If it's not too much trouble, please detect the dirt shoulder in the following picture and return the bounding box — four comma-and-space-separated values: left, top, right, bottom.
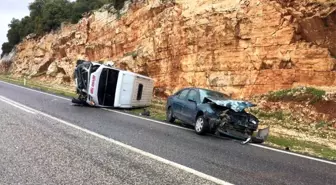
250, 87, 336, 160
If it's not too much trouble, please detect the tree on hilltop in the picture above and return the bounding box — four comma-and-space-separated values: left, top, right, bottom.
1, 0, 129, 57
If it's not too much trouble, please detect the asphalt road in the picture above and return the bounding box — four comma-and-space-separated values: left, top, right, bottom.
0, 80, 335, 185
0, 91, 216, 185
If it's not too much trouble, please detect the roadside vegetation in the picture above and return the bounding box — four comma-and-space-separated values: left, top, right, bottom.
266, 87, 326, 104
266, 135, 336, 160
0, 75, 76, 97
1, 75, 335, 160
1, 0, 129, 57
251, 87, 336, 160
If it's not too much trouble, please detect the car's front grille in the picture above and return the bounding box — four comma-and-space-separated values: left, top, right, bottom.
229, 112, 248, 123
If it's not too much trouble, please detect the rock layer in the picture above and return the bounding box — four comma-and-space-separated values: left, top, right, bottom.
7, 0, 336, 98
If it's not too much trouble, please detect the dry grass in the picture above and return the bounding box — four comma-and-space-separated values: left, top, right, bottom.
252, 87, 336, 160
0, 75, 76, 97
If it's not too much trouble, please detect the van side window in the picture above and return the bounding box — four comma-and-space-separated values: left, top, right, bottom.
137, 84, 143, 100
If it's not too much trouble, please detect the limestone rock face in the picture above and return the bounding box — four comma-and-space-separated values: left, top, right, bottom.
8, 0, 336, 97
46, 62, 59, 77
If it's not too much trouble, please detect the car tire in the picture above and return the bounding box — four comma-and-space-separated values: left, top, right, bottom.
166, 107, 175, 123
251, 136, 265, 144
195, 115, 208, 135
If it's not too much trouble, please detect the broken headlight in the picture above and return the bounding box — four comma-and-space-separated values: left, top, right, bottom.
251, 120, 257, 125
249, 118, 258, 125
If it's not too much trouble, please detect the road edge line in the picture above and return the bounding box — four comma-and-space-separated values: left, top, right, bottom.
31, 105, 232, 184
250, 143, 336, 165
0, 96, 36, 114
102, 108, 192, 131
0, 80, 70, 101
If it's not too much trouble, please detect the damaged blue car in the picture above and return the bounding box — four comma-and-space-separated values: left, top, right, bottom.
166, 88, 268, 143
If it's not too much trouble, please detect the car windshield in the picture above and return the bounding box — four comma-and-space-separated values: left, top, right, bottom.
199, 89, 229, 102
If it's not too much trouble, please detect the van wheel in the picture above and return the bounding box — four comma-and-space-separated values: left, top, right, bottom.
195, 116, 208, 135
166, 107, 175, 123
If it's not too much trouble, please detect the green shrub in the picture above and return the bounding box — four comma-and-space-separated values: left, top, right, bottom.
124, 51, 138, 58
267, 87, 326, 104
315, 121, 328, 129
255, 110, 286, 121
1, 0, 130, 56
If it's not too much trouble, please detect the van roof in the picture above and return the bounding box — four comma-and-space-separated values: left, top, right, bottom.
120, 70, 153, 80
101, 64, 153, 81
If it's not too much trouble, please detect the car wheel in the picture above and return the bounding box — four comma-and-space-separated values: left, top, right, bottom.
195, 115, 208, 135
166, 107, 175, 123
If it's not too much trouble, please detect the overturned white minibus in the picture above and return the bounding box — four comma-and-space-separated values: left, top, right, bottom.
72, 60, 154, 108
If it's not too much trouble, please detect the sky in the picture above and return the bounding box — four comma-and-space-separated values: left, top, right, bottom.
0, 0, 33, 54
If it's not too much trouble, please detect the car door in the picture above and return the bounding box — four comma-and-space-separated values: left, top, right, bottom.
172, 89, 190, 120
181, 89, 200, 125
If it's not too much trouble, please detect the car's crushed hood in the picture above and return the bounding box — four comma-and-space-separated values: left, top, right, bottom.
205, 97, 256, 112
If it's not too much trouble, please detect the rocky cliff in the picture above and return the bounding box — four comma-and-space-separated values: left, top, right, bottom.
4, 0, 336, 98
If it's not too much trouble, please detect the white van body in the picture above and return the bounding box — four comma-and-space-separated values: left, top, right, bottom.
74, 61, 154, 108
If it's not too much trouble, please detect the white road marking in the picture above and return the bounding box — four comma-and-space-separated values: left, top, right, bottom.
250, 143, 336, 165
101, 109, 336, 165
0, 80, 70, 101
1, 80, 336, 166
1, 96, 233, 185
102, 108, 192, 131
0, 96, 36, 114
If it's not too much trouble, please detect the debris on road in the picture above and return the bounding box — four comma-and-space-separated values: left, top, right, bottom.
139, 109, 151, 116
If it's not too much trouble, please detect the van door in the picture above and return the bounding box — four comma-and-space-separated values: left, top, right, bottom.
119, 74, 135, 106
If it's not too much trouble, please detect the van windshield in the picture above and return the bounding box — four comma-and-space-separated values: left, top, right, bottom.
74, 61, 92, 90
